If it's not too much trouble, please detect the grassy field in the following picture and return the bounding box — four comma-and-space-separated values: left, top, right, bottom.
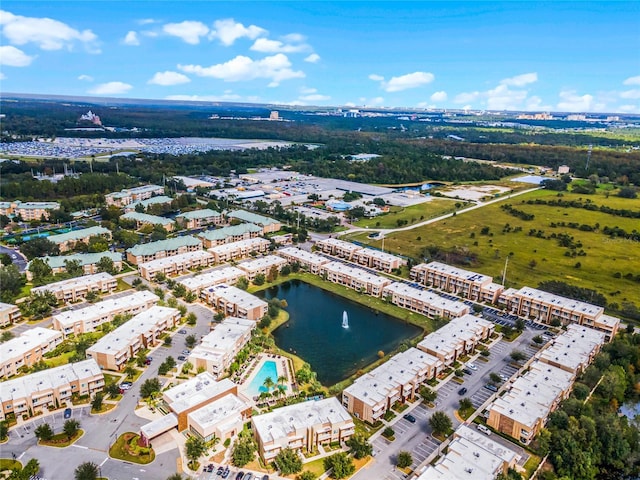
346, 188, 640, 308
353, 198, 461, 229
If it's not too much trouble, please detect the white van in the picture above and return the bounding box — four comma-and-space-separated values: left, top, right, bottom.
477, 424, 492, 436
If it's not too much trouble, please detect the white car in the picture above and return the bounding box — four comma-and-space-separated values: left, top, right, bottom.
476, 424, 492, 436
468, 363, 478, 371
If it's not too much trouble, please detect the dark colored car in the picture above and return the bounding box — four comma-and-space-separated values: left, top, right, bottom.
177, 356, 187, 361
64, 408, 72, 419
179, 329, 187, 334
236, 472, 244, 480
221, 467, 230, 478
261, 476, 270, 480
403, 414, 416, 423
485, 384, 498, 392
206, 464, 214, 472
458, 387, 468, 395
217, 466, 225, 475
462, 368, 472, 375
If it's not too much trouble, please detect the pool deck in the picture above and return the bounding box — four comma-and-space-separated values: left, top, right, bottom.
238, 353, 295, 404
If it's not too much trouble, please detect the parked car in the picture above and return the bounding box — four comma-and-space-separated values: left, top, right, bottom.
485, 384, 498, 392
261, 475, 269, 480
217, 466, 225, 475
458, 387, 468, 395
499, 373, 508, 381
243, 473, 252, 480
177, 356, 186, 361
467, 363, 478, 371
178, 329, 187, 334
205, 464, 214, 472
236, 472, 245, 480
462, 368, 472, 375
221, 467, 230, 478
182, 350, 190, 355
403, 414, 416, 423
64, 408, 72, 419
145, 357, 152, 365
476, 424, 492, 436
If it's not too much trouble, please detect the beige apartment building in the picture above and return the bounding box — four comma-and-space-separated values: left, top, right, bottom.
48, 226, 112, 253
105, 184, 164, 207
0, 302, 21, 328
382, 282, 470, 320
138, 250, 215, 281
315, 238, 362, 260
0, 201, 61, 221
0, 359, 104, 420
276, 247, 330, 274
201, 284, 268, 320
208, 238, 270, 264
237, 255, 288, 281
176, 209, 222, 229
52, 290, 159, 336
0, 327, 64, 379
187, 393, 251, 443
351, 248, 407, 273
121, 211, 175, 232
197, 224, 262, 248
227, 210, 281, 234
321, 261, 391, 296
26, 252, 123, 280
126, 236, 202, 265
536, 324, 606, 374
31, 272, 117, 303
178, 266, 245, 294
86, 306, 180, 371
252, 398, 355, 461
123, 195, 173, 213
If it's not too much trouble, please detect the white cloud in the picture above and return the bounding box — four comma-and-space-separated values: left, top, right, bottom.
620, 89, 640, 100
430, 91, 447, 102
454, 91, 481, 104
178, 53, 304, 86
500, 72, 538, 87
250, 37, 309, 53
148, 71, 190, 86
525, 95, 552, 111
0, 45, 35, 67
485, 84, 528, 110
356, 96, 385, 107
88, 81, 133, 95
123, 31, 140, 46
0, 72, 6, 80
304, 53, 320, 63
556, 89, 606, 112
209, 18, 266, 46
370, 72, 435, 92
138, 18, 157, 25
0, 10, 98, 52
142, 30, 159, 38
617, 104, 639, 113
622, 75, 640, 86
77, 74, 93, 82
163, 21, 209, 44
165, 93, 242, 102
299, 93, 330, 102
368, 74, 384, 82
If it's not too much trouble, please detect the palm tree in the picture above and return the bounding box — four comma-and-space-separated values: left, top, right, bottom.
277, 375, 288, 386
263, 376, 275, 393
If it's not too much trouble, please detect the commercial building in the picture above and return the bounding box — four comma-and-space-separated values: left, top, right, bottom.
0, 359, 104, 420
0, 201, 60, 220
252, 397, 355, 461
178, 266, 245, 294
382, 282, 470, 320
26, 251, 123, 280
410, 262, 504, 303
138, 250, 215, 281
126, 236, 202, 265
315, 238, 362, 260
0, 327, 64, 378
52, 290, 159, 336
351, 248, 407, 273
188, 317, 255, 379
197, 224, 262, 248
105, 184, 164, 207
48, 226, 112, 253
417, 314, 494, 366
121, 211, 175, 232
176, 209, 222, 229
227, 210, 281, 234
0, 302, 21, 328
201, 284, 268, 321
123, 195, 173, 213
537, 325, 606, 374
277, 247, 331, 274
237, 255, 288, 281
342, 348, 442, 423
31, 272, 117, 303
321, 261, 391, 297
208, 238, 270, 264
499, 286, 619, 339
86, 306, 180, 371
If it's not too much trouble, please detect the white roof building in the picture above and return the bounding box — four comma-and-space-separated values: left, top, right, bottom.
178, 266, 245, 293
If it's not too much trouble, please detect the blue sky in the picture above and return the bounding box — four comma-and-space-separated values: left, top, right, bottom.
1, 2, 639, 113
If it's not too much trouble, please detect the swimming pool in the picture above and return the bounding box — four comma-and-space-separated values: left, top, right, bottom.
245, 360, 278, 398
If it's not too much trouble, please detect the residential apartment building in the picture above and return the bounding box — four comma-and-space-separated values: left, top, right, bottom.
86, 306, 180, 371
126, 236, 202, 265
0, 201, 60, 220
48, 226, 112, 253
176, 209, 222, 229
417, 314, 494, 366
321, 261, 391, 296
187, 393, 251, 443
351, 248, 407, 273
536, 325, 606, 374
237, 255, 288, 281
201, 284, 268, 321
252, 397, 355, 461
121, 212, 175, 232
26, 252, 123, 281
105, 184, 164, 207
208, 238, 270, 264
0, 359, 104, 420
227, 210, 281, 234
123, 195, 173, 213
342, 348, 442, 423
197, 224, 262, 248
138, 250, 215, 281
382, 282, 470, 320
276, 247, 330, 274
31, 272, 117, 303
410, 261, 504, 303
178, 266, 245, 294
499, 286, 619, 339
0, 327, 64, 378
0, 302, 21, 328
315, 238, 362, 260
52, 290, 159, 336
188, 317, 255, 379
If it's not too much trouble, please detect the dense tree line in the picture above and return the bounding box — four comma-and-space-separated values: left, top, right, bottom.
538, 280, 608, 307
523, 198, 640, 219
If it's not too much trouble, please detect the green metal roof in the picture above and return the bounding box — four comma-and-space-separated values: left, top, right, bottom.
126, 235, 201, 256
227, 209, 279, 226
122, 211, 174, 225
48, 226, 111, 244
198, 223, 262, 241
28, 251, 123, 270
176, 208, 221, 220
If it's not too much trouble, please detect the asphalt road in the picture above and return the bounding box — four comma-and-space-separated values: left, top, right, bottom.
0, 244, 28, 272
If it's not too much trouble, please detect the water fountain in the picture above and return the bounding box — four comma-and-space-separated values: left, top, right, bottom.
342, 310, 349, 329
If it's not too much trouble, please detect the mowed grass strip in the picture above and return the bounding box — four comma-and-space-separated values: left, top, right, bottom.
348, 189, 640, 306
353, 198, 461, 229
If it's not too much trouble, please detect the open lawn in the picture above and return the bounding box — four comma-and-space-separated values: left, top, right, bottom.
353, 198, 461, 229
346, 188, 640, 310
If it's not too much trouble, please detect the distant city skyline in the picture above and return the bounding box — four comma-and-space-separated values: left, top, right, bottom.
1, 2, 638, 113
